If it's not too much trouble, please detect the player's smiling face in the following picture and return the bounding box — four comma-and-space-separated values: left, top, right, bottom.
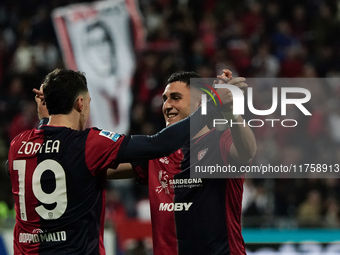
162, 81, 201, 127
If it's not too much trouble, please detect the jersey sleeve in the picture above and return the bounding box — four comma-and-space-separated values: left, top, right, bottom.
131, 161, 149, 185
85, 128, 128, 176
118, 99, 223, 162
219, 129, 236, 165
220, 129, 250, 171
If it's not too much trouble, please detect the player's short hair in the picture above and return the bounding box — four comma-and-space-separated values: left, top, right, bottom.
43, 69, 88, 115
167, 71, 205, 89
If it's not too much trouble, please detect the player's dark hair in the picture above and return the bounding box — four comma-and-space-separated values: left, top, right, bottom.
167, 71, 204, 88
43, 69, 88, 115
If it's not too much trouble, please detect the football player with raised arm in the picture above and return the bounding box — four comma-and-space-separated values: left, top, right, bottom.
112, 69, 256, 255
7, 68, 230, 255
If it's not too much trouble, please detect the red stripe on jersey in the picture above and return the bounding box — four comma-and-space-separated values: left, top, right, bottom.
99, 188, 106, 255
134, 165, 149, 185
225, 179, 246, 255
85, 129, 125, 176
9, 129, 44, 255
220, 129, 246, 254
193, 128, 215, 145
219, 129, 234, 164
148, 150, 183, 255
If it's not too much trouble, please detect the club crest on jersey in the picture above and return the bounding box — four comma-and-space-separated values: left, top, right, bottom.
155, 170, 170, 194
99, 130, 121, 142
32, 229, 43, 234
159, 157, 169, 164
198, 148, 208, 161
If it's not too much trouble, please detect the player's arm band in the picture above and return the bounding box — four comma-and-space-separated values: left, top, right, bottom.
118, 99, 222, 162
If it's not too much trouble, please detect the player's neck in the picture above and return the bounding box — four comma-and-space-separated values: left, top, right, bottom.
192, 125, 210, 139
48, 112, 81, 130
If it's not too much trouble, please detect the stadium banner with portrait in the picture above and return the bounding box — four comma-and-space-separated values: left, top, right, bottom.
52, 0, 144, 134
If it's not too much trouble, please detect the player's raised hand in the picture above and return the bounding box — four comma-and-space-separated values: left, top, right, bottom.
215, 70, 247, 112
33, 84, 49, 120
33, 85, 44, 100
217, 69, 247, 91
219, 69, 233, 80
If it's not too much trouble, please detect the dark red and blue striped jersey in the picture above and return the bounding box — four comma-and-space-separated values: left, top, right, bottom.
7, 99, 225, 254
8, 125, 125, 255
134, 129, 246, 255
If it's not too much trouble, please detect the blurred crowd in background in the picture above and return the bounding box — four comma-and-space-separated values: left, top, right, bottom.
0, 0, 340, 236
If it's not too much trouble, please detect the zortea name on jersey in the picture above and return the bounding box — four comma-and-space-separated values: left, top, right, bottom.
18, 140, 60, 155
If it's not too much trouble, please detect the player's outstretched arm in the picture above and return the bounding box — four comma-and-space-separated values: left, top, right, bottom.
118, 98, 223, 162
107, 164, 135, 179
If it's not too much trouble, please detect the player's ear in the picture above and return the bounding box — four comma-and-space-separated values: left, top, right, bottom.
74, 95, 84, 113
192, 88, 203, 108
195, 91, 204, 108
197, 97, 202, 108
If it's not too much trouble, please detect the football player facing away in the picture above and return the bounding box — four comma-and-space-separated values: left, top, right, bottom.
8, 69, 230, 254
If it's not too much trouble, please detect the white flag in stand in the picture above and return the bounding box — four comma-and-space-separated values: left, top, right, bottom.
52, 0, 144, 134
